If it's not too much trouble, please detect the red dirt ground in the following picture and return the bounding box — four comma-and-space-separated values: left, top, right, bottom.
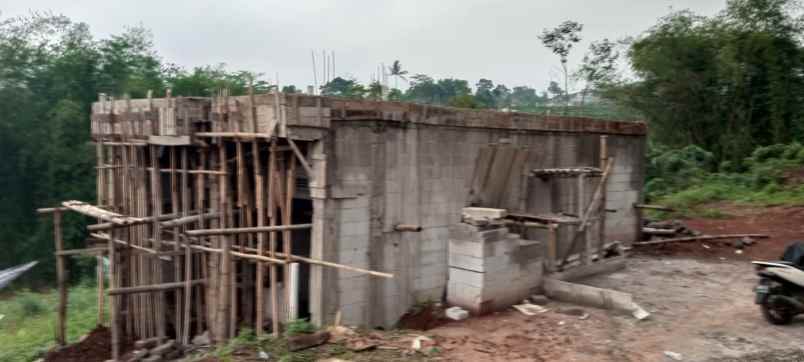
45, 326, 111, 362
634, 204, 804, 261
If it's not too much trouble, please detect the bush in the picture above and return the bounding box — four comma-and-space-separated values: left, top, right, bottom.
646, 142, 804, 215
285, 319, 316, 337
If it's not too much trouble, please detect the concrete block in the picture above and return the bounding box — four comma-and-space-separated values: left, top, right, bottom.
446, 306, 469, 321
462, 207, 507, 220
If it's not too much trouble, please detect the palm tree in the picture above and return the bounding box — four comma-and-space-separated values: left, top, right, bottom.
388, 60, 408, 90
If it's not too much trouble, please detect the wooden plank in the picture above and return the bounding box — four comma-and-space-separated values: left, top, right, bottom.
467, 145, 496, 205
484, 145, 516, 208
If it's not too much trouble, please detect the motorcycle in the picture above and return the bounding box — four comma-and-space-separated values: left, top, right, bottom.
753, 242, 804, 325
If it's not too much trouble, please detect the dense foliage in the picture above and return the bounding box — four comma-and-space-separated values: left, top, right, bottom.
607, 0, 804, 163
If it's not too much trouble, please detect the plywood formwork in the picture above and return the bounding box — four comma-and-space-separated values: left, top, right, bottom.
42, 90, 647, 359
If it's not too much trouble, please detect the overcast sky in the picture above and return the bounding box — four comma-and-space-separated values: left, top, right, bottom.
4, 0, 726, 91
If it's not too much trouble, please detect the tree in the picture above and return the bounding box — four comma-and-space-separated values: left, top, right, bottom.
610, 0, 804, 163
282, 85, 299, 93
474, 78, 496, 108
575, 38, 620, 106
367, 80, 384, 100
539, 20, 583, 111
547, 81, 564, 100
321, 76, 366, 99
388, 60, 408, 90
492, 84, 512, 109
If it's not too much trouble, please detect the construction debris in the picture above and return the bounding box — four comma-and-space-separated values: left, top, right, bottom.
445, 306, 469, 321
512, 303, 549, 316
287, 331, 331, 352
633, 233, 769, 247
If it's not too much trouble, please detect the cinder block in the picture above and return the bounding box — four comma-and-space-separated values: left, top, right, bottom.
462, 207, 507, 220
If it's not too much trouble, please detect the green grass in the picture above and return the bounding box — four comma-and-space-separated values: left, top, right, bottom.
653, 178, 804, 218
0, 281, 106, 362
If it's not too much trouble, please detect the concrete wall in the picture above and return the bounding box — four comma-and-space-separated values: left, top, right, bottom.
321, 122, 645, 328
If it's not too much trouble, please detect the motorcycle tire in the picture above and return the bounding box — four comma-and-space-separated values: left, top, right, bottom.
761, 302, 794, 325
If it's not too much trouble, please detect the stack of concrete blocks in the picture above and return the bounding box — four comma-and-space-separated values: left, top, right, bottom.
447, 209, 544, 314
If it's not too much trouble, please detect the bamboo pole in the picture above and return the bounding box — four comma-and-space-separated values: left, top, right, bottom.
53, 211, 67, 346
56, 247, 108, 256
598, 135, 608, 261
195, 150, 207, 336
152, 145, 167, 340
286, 138, 314, 179
108, 280, 206, 295
185, 224, 313, 236
181, 147, 192, 345
268, 138, 279, 336
283, 155, 296, 322
170, 147, 182, 344
218, 141, 232, 340
109, 228, 120, 361
253, 139, 266, 336
97, 255, 105, 325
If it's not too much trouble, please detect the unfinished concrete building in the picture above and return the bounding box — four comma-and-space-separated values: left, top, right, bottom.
39, 90, 646, 360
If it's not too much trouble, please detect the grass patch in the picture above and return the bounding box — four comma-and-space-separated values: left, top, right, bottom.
0, 281, 106, 362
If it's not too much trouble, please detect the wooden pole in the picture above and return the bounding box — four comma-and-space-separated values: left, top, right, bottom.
170, 147, 182, 344
185, 224, 313, 236
268, 138, 280, 336
54, 211, 67, 346
97, 255, 105, 325
108, 280, 206, 295
218, 142, 232, 340
253, 139, 266, 336
109, 228, 120, 361
633, 233, 769, 246
283, 155, 296, 322
149, 145, 166, 340
598, 135, 608, 261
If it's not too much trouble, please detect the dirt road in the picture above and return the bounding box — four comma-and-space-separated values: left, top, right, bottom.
430, 256, 804, 361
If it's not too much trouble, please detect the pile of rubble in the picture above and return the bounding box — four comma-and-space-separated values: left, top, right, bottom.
641, 219, 700, 240
123, 339, 183, 362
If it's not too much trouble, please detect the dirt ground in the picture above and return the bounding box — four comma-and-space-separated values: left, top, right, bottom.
426, 205, 804, 362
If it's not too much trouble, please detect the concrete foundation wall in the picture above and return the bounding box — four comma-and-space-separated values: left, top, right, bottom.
322, 122, 645, 327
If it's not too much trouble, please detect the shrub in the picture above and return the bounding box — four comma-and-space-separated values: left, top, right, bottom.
284, 319, 316, 337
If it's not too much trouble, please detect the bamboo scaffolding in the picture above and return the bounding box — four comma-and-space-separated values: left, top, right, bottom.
55, 247, 108, 256
185, 224, 313, 236
108, 280, 207, 295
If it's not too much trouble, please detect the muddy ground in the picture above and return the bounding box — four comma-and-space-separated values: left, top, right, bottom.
427, 205, 804, 362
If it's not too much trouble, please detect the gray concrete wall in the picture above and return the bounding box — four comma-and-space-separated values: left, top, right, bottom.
321, 122, 645, 328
